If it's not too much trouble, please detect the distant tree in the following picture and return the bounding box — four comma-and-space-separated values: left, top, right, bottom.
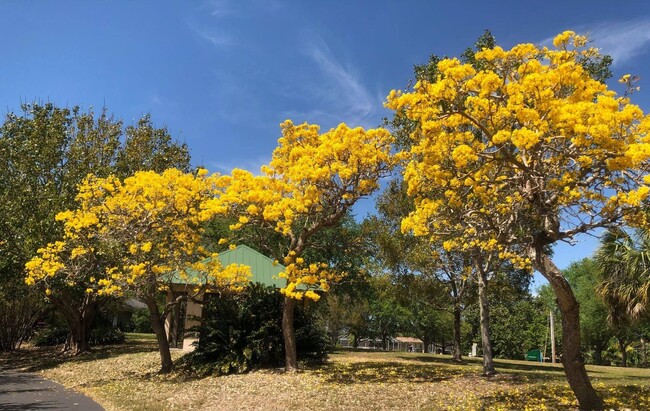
562, 259, 613, 365
594, 228, 650, 366
596, 228, 650, 322
367, 274, 412, 349
478, 270, 547, 360
397, 274, 453, 353
365, 179, 473, 361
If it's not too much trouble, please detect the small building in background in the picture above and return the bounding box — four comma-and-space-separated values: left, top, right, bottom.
110, 298, 147, 330
392, 336, 425, 352
165, 245, 286, 351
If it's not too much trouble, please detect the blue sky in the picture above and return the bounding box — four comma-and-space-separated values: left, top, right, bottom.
3, 1, 650, 284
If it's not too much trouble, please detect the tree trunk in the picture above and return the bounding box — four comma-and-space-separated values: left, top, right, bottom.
592, 345, 604, 366
282, 296, 298, 371
452, 302, 463, 362
352, 333, 359, 348
65, 316, 90, 354
59, 298, 97, 355
146, 294, 173, 373
618, 337, 628, 367
167, 291, 181, 349
423, 336, 430, 353
477, 268, 496, 376
529, 245, 603, 410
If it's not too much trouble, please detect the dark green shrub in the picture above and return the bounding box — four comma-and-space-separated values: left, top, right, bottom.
31, 326, 68, 346
131, 308, 153, 333
31, 325, 125, 347
89, 325, 125, 345
178, 283, 330, 376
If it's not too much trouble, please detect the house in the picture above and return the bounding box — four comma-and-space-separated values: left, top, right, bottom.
164, 245, 286, 351
110, 298, 147, 330
392, 336, 425, 352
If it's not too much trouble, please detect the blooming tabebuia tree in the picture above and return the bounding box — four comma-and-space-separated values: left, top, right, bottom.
387, 31, 650, 409
204, 120, 397, 370
26, 169, 249, 372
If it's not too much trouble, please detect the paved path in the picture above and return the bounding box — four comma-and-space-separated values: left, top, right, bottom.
0, 369, 104, 410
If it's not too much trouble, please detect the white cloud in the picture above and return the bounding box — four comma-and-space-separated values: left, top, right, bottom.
540, 18, 650, 66
587, 19, 650, 65
195, 29, 234, 48
288, 36, 378, 128
207, 154, 272, 176
188, 0, 238, 49
204, 0, 236, 18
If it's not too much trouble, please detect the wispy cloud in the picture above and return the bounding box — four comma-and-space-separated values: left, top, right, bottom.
149, 94, 177, 108
587, 19, 650, 65
286, 35, 378, 128
194, 28, 234, 48
204, 0, 237, 18
540, 18, 650, 66
188, 0, 238, 49
207, 154, 272, 176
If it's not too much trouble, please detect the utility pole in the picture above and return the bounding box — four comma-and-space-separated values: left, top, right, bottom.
550, 310, 556, 364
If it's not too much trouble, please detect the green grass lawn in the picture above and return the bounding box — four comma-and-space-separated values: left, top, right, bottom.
1, 334, 648, 410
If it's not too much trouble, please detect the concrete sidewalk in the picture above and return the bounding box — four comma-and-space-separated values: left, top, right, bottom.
0, 369, 104, 410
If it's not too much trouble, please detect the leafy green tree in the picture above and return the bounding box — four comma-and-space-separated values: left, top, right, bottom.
397, 273, 453, 353
367, 274, 412, 349
365, 179, 473, 361
0, 102, 190, 354
562, 259, 613, 365
115, 114, 190, 177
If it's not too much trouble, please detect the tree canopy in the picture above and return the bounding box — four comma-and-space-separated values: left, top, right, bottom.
387, 31, 650, 409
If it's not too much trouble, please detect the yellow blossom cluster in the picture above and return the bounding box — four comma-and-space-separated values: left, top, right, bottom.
25, 169, 247, 298
278, 254, 341, 300
388, 31, 650, 265
202, 120, 397, 300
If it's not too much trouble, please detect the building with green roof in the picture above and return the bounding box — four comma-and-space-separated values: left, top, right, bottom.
165, 245, 286, 350
205, 244, 285, 288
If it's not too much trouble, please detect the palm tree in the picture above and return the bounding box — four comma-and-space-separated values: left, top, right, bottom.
595, 227, 650, 319
594, 227, 650, 366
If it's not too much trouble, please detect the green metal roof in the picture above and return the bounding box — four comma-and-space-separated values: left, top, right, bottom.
216, 245, 286, 288
172, 245, 286, 288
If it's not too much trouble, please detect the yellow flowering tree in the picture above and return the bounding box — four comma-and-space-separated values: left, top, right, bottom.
26, 169, 248, 372
204, 120, 396, 370
387, 31, 650, 409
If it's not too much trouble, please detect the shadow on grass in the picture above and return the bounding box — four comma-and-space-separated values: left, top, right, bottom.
0, 338, 159, 373
313, 360, 468, 385
478, 382, 650, 410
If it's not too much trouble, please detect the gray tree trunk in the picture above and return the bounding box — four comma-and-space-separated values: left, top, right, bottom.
146, 294, 173, 373
529, 245, 603, 410
282, 297, 298, 371
452, 302, 463, 361
477, 268, 496, 376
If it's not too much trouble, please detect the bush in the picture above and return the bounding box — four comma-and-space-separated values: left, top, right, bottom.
31, 326, 69, 347
31, 325, 125, 347
90, 325, 125, 345
131, 308, 153, 333
178, 283, 330, 376
0, 283, 44, 351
